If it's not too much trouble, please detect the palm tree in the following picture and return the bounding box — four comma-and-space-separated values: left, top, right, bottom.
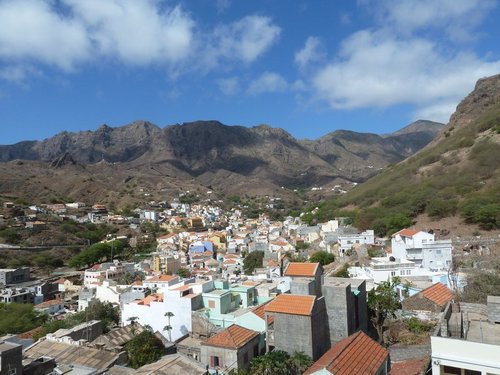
290, 351, 313, 374
164, 311, 174, 341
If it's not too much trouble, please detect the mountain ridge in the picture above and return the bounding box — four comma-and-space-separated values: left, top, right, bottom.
0, 119, 442, 205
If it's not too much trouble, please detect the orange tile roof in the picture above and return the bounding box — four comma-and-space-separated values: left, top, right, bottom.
35, 299, 64, 308
394, 229, 419, 237
284, 262, 320, 277
146, 275, 177, 283
304, 331, 389, 375
204, 324, 259, 349
390, 356, 430, 375
252, 302, 274, 324
136, 293, 164, 306
420, 282, 454, 306
264, 294, 315, 316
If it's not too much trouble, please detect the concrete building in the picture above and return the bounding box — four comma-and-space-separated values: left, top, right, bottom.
431, 296, 500, 374
264, 294, 330, 361
0, 341, 22, 375
304, 331, 389, 375
322, 277, 368, 343
0, 287, 35, 304
201, 324, 260, 373
0, 268, 30, 286
284, 262, 323, 297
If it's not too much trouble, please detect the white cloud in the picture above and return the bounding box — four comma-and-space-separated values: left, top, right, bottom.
0, 0, 91, 70
294, 36, 324, 69
312, 30, 500, 122
370, 0, 496, 42
209, 16, 281, 65
0, 65, 41, 83
217, 77, 240, 95
0, 1, 280, 82
63, 0, 194, 65
247, 72, 288, 95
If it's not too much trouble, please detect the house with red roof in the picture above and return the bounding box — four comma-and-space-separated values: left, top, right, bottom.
264, 294, 330, 360
200, 324, 260, 373
402, 282, 454, 313
284, 262, 323, 297
303, 331, 390, 375
391, 229, 452, 270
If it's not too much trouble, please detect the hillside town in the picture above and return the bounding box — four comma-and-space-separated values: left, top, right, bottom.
0, 195, 498, 375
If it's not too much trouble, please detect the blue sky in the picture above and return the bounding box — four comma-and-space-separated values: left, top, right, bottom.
1, 0, 500, 145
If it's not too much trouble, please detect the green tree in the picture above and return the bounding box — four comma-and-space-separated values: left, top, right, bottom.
333, 263, 350, 278
250, 350, 312, 375
0, 303, 48, 335
125, 329, 165, 369
69, 240, 124, 268
309, 251, 335, 266
176, 268, 190, 278
243, 251, 264, 275
367, 277, 401, 344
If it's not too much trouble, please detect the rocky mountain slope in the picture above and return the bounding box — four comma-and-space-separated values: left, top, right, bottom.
0, 119, 441, 206
331, 74, 500, 235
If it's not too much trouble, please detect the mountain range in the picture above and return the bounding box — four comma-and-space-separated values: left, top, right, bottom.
0, 119, 442, 205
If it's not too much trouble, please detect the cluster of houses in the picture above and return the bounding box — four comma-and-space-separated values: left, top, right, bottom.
1, 195, 498, 374
2, 254, 499, 375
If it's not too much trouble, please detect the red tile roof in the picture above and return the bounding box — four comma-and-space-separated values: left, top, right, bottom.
136, 293, 164, 306
146, 275, 177, 283
304, 331, 389, 375
252, 301, 274, 324
204, 324, 259, 349
264, 294, 315, 316
390, 356, 430, 375
284, 262, 320, 277
420, 282, 454, 306
393, 229, 419, 237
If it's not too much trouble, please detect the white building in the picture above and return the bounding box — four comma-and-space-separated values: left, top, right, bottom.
338, 230, 375, 252
392, 229, 452, 270
83, 262, 134, 288
121, 281, 207, 342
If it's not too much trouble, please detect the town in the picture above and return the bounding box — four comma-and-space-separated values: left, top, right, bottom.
0, 194, 498, 375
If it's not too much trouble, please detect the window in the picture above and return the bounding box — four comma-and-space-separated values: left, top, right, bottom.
464, 370, 481, 375
391, 271, 396, 276
443, 366, 461, 375
406, 269, 411, 275
210, 356, 221, 368
436, 250, 442, 255
208, 300, 215, 308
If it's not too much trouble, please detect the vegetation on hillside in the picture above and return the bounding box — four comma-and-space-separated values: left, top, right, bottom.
305, 103, 500, 235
